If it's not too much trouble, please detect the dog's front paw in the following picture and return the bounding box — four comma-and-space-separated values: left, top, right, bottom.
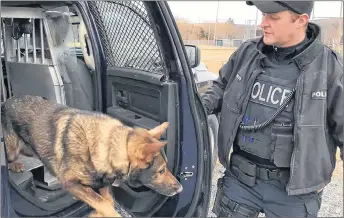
89, 210, 103, 217
9, 162, 24, 172
104, 210, 122, 217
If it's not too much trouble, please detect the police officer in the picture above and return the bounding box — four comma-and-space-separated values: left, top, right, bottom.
201, 1, 343, 217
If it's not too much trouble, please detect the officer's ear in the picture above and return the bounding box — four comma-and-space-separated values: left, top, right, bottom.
296, 13, 309, 30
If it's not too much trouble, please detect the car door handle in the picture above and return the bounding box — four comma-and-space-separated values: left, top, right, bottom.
180, 171, 194, 179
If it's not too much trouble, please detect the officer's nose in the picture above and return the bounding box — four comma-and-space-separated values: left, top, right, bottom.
260, 14, 269, 29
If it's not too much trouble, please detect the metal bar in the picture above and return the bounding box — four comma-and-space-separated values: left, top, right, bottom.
0, 21, 7, 100
0, 69, 6, 102
1, 20, 12, 97
1, 21, 8, 62
24, 34, 29, 62
0, 51, 6, 100
42, 11, 66, 105
1, 7, 44, 19
32, 18, 37, 63
0, 17, 3, 103
12, 38, 15, 61
213, 0, 219, 43
40, 19, 44, 64
16, 39, 20, 62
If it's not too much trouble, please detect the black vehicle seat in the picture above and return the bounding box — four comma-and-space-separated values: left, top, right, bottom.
62, 19, 95, 111
63, 57, 94, 111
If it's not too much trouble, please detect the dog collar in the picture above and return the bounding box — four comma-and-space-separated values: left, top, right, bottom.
112, 163, 131, 187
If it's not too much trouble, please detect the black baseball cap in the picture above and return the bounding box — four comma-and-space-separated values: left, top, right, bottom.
246, 1, 314, 17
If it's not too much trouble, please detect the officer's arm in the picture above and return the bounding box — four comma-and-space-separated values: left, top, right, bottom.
328, 64, 343, 161
201, 50, 239, 115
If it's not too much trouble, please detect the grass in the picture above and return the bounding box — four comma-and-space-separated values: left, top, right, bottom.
198, 45, 236, 74
199, 44, 343, 75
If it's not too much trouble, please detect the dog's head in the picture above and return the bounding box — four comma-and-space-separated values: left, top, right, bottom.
126, 122, 183, 196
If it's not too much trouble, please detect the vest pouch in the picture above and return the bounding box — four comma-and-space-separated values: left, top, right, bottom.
229, 154, 257, 186
236, 131, 273, 159
271, 124, 294, 168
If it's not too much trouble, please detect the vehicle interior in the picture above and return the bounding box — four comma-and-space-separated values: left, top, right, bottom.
1, 1, 182, 216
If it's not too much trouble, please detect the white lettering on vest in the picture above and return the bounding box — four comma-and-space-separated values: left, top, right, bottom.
311, 90, 327, 99
280, 89, 292, 105
271, 87, 282, 105
251, 82, 261, 99
258, 84, 266, 101
250, 81, 291, 106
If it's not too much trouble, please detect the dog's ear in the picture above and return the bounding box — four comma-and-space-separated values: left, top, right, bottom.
148, 122, 169, 139
143, 141, 167, 157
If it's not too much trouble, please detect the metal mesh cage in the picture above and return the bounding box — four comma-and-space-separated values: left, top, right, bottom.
88, 1, 164, 74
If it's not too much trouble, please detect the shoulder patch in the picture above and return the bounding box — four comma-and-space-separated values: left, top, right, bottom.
311, 90, 327, 99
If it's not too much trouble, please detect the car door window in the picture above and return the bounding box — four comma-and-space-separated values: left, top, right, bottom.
88, 1, 164, 74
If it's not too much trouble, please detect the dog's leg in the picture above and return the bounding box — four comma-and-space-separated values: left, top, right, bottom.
87, 187, 116, 217
3, 126, 24, 172
63, 182, 121, 217
88, 186, 115, 217
88, 211, 103, 217
99, 186, 115, 206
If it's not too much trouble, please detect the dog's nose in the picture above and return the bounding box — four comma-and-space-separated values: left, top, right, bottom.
176, 185, 183, 193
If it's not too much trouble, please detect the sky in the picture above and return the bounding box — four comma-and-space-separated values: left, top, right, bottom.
167, 1, 343, 24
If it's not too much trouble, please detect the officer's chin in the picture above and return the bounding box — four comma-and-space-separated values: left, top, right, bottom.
262, 36, 276, 46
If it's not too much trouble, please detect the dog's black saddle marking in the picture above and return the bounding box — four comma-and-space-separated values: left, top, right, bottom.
91, 170, 126, 189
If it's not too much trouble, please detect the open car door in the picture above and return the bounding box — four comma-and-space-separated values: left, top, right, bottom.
81, 1, 212, 216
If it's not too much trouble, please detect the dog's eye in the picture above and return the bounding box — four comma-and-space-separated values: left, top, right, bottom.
159, 168, 165, 174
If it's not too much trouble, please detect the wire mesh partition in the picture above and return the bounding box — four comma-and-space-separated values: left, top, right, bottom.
88, 1, 164, 74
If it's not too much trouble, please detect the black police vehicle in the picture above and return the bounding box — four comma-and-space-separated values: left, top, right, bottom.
0, 1, 217, 217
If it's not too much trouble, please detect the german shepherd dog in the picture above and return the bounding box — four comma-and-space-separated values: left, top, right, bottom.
1, 95, 183, 217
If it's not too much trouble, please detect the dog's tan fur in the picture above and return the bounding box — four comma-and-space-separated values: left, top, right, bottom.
1, 95, 182, 217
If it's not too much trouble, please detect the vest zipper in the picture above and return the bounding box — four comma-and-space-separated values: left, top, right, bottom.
286, 69, 303, 194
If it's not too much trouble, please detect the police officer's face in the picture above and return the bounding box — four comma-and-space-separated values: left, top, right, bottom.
259, 10, 309, 47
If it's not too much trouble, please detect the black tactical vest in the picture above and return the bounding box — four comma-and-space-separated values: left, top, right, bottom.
233, 37, 311, 167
